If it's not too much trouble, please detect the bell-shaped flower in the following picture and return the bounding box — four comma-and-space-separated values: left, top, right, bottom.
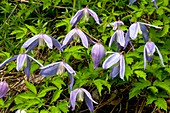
91, 42, 105, 69
129, 22, 162, 42
22, 34, 63, 53
129, 0, 137, 6
70, 6, 102, 28
107, 20, 124, 30
102, 52, 125, 80
40, 61, 76, 90
69, 88, 98, 112
109, 29, 125, 47
61, 28, 95, 49
151, 0, 158, 8
0, 81, 8, 98
0, 53, 43, 79
144, 41, 165, 69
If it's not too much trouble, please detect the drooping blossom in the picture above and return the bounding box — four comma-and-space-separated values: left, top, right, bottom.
69, 88, 98, 112
144, 41, 165, 69
0, 53, 43, 79
107, 20, 124, 30
61, 28, 95, 49
22, 34, 63, 53
129, 22, 162, 42
102, 52, 125, 80
91, 42, 105, 69
109, 29, 125, 47
40, 61, 76, 90
15, 109, 26, 113
129, 0, 158, 8
0, 81, 8, 98
70, 6, 102, 28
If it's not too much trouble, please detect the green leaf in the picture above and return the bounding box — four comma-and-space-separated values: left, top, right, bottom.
40, 110, 49, 113
146, 95, 157, 105
155, 98, 167, 111
129, 89, 141, 99
94, 79, 111, 96
51, 77, 66, 89
161, 25, 169, 36
134, 70, 147, 80
0, 98, 4, 106
18, 92, 37, 99
38, 86, 57, 98
147, 86, 158, 94
51, 89, 63, 103
57, 101, 69, 113
25, 81, 37, 94
153, 80, 170, 93
25, 24, 38, 34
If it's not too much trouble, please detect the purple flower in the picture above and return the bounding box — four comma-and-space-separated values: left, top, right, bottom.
0, 81, 8, 98
40, 61, 76, 90
109, 29, 125, 47
91, 42, 105, 69
0, 53, 43, 79
70, 6, 102, 28
151, 0, 158, 9
107, 20, 124, 30
129, 22, 162, 42
22, 34, 62, 53
129, 0, 137, 6
102, 52, 125, 80
69, 88, 98, 112
15, 109, 26, 113
144, 41, 165, 69
61, 28, 95, 49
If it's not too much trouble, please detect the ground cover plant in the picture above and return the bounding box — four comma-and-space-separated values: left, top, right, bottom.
0, 0, 170, 112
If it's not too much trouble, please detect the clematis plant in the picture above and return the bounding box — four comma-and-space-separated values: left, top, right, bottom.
143, 40, 165, 69
129, 0, 158, 8
0, 81, 8, 98
15, 109, 26, 113
61, 27, 95, 49
70, 6, 102, 28
0, 53, 43, 79
39, 61, 76, 90
91, 42, 105, 69
129, 22, 162, 42
22, 33, 63, 53
107, 20, 124, 30
69, 88, 98, 112
102, 52, 125, 80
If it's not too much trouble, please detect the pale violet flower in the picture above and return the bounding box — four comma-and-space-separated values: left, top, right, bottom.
69, 88, 98, 112
70, 6, 102, 28
22, 34, 62, 53
102, 52, 125, 80
0, 53, 43, 79
129, 22, 162, 42
40, 61, 76, 90
151, 0, 158, 9
144, 41, 165, 69
107, 20, 124, 30
0, 81, 8, 98
15, 109, 26, 113
61, 28, 95, 49
91, 42, 105, 69
109, 29, 125, 47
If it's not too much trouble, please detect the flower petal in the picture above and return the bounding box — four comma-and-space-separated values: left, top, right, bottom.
155, 45, 165, 67
62, 29, 75, 49
68, 73, 74, 91
22, 34, 39, 48
110, 64, 120, 79
16, 54, 27, 71
0, 81, 8, 98
116, 30, 125, 47
109, 32, 117, 47
0, 55, 18, 68
25, 39, 39, 54
70, 9, 84, 28
82, 88, 98, 104
129, 0, 137, 5
139, 22, 162, 29
144, 45, 147, 70
76, 29, 88, 48
140, 24, 148, 42
62, 62, 76, 75
27, 55, 43, 67
120, 54, 125, 80
84, 93, 94, 112
70, 88, 80, 111
102, 53, 120, 69
145, 42, 156, 54
129, 22, 139, 40
87, 8, 102, 25
50, 36, 63, 52
151, 0, 158, 8
24, 57, 31, 79
42, 34, 53, 49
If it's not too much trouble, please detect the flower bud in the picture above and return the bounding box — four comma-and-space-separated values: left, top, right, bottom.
0, 81, 8, 98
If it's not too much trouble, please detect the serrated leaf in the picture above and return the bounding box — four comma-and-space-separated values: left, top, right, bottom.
146, 95, 157, 105
38, 86, 57, 97
129, 89, 141, 99
126, 57, 133, 65
25, 81, 37, 94
57, 101, 69, 113
51, 89, 63, 103
134, 70, 147, 80
147, 86, 158, 94
153, 80, 170, 93
155, 98, 167, 111
94, 79, 111, 96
